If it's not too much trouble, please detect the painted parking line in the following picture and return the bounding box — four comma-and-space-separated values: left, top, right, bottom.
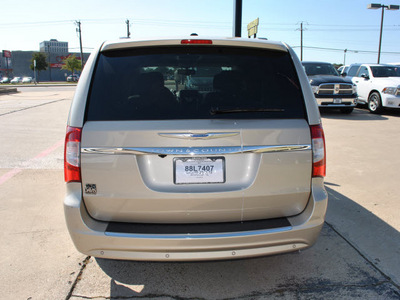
0, 168, 22, 186
0, 140, 64, 186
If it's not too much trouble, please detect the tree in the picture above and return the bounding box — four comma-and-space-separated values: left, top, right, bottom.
30, 52, 48, 82
61, 54, 82, 75
333, 63, 343, 70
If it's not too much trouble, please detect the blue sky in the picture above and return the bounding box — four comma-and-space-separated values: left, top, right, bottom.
1, 0, 399, 65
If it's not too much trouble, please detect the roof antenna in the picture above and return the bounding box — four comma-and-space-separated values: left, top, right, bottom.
190, 33, 198, 36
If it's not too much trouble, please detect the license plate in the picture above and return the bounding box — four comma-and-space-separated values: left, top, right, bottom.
333, 98, 342, 104
174, 157, 225, 184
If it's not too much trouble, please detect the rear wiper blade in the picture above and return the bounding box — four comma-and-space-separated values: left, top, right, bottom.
210, 108, 285, 115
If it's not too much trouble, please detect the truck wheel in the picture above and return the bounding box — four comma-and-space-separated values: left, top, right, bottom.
368, 92, 382, 114
340, 108, 354, 114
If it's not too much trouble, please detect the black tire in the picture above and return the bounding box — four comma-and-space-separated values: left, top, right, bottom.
368, 92, 383, 114
340, 107, 354, 114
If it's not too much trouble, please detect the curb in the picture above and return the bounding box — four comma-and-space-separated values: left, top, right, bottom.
1, 82, 78, 88
0, 87, 18, 95
6, 84, 77, 87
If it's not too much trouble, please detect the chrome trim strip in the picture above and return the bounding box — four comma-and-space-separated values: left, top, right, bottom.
158, 132, 240, 140
105, 226, 293, 239
82, 145, 311, 156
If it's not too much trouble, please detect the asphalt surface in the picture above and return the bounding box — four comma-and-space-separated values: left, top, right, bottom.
0, 86, 399, 299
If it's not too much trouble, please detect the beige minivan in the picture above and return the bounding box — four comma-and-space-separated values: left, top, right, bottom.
64, 37, 327, 261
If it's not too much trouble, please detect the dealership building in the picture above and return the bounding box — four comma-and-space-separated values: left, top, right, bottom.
1, 39, 90, 82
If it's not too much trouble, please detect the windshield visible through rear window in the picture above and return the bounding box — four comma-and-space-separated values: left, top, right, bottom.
86, 46, 305, 121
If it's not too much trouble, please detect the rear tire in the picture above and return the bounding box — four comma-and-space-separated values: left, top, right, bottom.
340, 107, 354, 114
368, 92, 383, 114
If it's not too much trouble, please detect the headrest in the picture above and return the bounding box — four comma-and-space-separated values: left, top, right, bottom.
138, 72, 164, 89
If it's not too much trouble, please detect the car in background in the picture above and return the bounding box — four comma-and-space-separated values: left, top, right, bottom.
10, 77, 22, 83
0, 77, 10, 83
337, 65, 349, 76
64, 37, 327, 262
22, 77, 33, 83
67, 74, 79, 82
302, 61, 357, 114
345, 63, 400, 113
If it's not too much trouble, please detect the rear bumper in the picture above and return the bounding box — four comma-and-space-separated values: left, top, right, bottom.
64, 178, 328, 261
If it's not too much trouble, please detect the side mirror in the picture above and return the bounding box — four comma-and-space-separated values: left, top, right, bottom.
341, 72, 347, 77
360, 73, 369, 80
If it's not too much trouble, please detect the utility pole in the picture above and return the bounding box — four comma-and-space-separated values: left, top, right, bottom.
75, 20, 84, 68
126, 19, 131, 38
47, 45, 52, 81
300, 22, 303, 61
343, 49, 347, 65
33, 59, 36, 84
5, 54, 9, 78
296, 22, 307, 61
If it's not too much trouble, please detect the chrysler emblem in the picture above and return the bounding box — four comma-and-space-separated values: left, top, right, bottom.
158, 132, 240, 140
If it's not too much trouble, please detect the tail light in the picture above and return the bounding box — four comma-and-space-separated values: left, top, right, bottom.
310, 124, 326, 177
64, 126, 82, 182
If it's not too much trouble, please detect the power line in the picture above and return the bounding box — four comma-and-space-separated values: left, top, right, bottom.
292, 45, 400, 55
0, 18, 398, 30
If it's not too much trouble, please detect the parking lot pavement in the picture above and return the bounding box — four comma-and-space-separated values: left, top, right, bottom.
68, 222, 399, 299
321, 108, 400, 287
0, 89, 399, 299
0, 88, 86, 299
0, 170, 85, 300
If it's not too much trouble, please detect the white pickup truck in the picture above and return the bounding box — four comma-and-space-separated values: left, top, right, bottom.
345, 64, 400, 113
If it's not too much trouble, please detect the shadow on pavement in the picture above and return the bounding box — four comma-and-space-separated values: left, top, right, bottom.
320, 108, 389, 121
321, 107, 400, 121
88, 187, 400, 299
325, 186, 400, 286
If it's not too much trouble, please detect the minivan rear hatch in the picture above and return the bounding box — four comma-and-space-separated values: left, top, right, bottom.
80, 42, 312, 224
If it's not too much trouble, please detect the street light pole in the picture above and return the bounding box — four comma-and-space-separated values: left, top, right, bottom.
377, 5, 385, 64
233, 0, 242, 37
368, 3, 399, 64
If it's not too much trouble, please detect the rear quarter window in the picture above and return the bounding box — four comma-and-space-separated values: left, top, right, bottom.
86, 46, 306, 121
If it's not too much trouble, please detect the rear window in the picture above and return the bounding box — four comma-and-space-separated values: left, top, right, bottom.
370, 66, 400, 78
86, 46, 305, 121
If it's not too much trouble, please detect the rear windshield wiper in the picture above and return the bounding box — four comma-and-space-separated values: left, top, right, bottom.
210, 107, 285, 115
